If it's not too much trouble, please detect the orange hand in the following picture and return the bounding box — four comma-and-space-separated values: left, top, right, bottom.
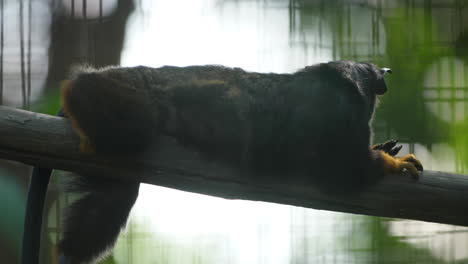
380, 152, 423, 179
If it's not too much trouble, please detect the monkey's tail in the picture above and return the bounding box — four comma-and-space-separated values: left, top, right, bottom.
58, 175, 139, 264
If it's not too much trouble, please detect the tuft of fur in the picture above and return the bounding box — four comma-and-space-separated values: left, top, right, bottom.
58, 68, 154, 263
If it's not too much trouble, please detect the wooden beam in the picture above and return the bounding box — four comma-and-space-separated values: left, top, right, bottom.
1, 105, 468, 226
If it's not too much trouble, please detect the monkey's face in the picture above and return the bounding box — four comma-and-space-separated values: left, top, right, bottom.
338, 61, 392, 121
348, 62, 391, 96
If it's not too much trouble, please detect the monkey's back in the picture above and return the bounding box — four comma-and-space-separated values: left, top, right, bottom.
105, 65, 367, 178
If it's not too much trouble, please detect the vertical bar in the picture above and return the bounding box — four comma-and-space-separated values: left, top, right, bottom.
319, 1, 323, 51
20, 0, 27, 109
371, 10, 376, 57
331, 0, 338, 60
83, 0, 91, 63
83, 0, 87, 19
346, 2, 352, 58
0, 0, 4, 104
27, 0, 32, 107
71, 0, 75, 19
424, 0, 433, 44
376, 0, 381, 53
465, 58, 468, 124
437, 60, 442, 120
449, 59, 455, 123
99, 0, 103, 22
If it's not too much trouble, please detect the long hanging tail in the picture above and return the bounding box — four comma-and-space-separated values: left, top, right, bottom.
58, 175, 139, 264
57, 68, 154, 263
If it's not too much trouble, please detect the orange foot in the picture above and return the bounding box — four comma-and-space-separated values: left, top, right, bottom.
373, 140, 423, 179
380, 152, 423, 179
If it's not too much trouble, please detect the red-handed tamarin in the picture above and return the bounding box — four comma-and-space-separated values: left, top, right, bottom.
23, 61, 423, 264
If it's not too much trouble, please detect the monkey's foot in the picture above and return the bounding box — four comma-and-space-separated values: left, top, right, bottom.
372, 139, 402, 156
380, 152, 423, 179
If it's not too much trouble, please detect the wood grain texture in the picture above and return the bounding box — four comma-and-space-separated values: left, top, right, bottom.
1, 105, 468, 226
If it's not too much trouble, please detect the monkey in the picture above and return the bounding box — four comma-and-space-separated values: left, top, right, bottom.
22, 61, 423, 264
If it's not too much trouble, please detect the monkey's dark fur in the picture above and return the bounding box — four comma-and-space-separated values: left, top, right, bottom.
49, 61, 422, 263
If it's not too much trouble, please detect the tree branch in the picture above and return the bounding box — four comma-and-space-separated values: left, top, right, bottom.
1, 105, 468, 226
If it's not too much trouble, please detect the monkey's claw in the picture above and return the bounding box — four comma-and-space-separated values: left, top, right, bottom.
373, 139, 402, 156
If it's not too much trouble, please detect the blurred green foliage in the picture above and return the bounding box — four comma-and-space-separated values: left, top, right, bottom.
0, 168, 25, 257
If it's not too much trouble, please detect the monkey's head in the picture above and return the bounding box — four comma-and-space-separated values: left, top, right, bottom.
352, 62, 391, 95
330, 61, 391, 95
327, 60, 392, 121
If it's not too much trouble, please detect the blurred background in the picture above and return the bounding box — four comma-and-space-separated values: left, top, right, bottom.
1, 0, 468, 263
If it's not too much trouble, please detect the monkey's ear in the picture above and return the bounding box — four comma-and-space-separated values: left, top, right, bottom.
374, 79, 388, 95
379, 68, 392, 75
375, 68, 391, 95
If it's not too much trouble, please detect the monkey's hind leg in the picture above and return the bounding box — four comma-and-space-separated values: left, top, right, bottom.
61, 80, 95, 153
61, 71, 159, 154
58, 176, 139, 264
